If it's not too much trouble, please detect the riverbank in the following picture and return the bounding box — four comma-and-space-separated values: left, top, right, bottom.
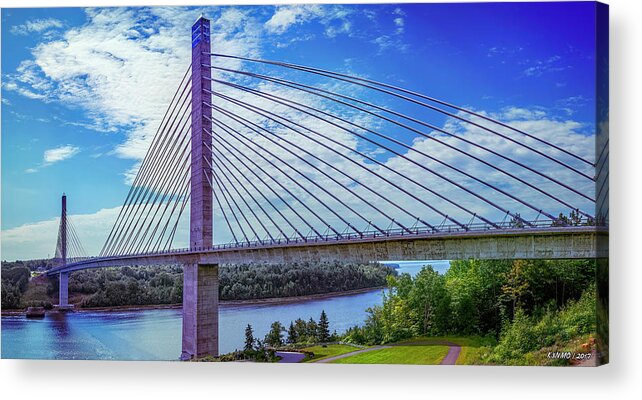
1, 286, 385, 316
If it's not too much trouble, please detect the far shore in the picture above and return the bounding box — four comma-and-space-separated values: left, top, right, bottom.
1, 286, 385, 316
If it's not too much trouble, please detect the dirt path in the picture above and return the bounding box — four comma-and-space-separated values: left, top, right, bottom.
314, 345, 391, 363
439, 343, 461, 365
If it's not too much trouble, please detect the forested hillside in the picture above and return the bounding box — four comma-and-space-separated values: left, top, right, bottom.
1, 261, 394, 309
342, 259, 598, 365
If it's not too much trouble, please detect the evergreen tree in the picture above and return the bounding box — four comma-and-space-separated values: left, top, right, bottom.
307, 317, 318, 342
287, 321, 298, 344
244, 324, 255, 352
318, 310, 330, 342
265, 321, 285, 347
294, 318, 308, 342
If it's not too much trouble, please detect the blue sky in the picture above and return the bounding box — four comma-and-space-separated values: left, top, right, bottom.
1, 3, 601, 260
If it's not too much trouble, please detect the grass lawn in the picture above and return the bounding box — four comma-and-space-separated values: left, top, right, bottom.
301, 344, 363, 362
330, 345, 449, 365
394, 336, 495, 365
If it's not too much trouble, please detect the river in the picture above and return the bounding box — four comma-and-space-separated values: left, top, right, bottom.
1, 261, 449, 360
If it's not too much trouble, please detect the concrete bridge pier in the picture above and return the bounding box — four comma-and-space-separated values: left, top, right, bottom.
180, 16, 218, 360
180, 263, 219, 360
58, 272, 69, 307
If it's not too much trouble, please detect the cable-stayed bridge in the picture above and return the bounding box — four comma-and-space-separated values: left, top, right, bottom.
45, 17, 608, 359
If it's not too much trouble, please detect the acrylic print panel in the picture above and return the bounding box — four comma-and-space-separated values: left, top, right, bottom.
1, 2, 608, 366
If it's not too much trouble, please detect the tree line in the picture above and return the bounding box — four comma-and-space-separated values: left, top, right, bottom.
1, 261, 394, 309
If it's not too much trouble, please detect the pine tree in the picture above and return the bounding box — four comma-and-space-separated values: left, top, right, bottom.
307, 317, 318, 342
318, 310, 330, 342
287, 321, 298, 344
244, 324, 255, 352
265, 321, 285, 347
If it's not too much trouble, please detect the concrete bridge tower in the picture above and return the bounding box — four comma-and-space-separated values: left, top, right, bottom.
181, 16, 219, 360
58, 193, 69, 308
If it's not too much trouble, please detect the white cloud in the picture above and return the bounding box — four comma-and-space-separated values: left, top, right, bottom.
265, 5, 323, 34
325, 20, 352, 38
265, 4, 353, 37
4, 7, 264, 176
10, 18, 63, 35
24, 145, 81, 173
392, 8, 405, 34
523, 55, 570, 77
372, 35, 408, 53
43, 145, 80, 165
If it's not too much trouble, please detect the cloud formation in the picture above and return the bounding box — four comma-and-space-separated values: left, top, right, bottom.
43, 145, 80, 164
24, 144, 81, 173
10, 18, 64, 35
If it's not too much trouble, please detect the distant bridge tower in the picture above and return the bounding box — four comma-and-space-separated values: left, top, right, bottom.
57, 193, 69, 308
181, 16, 219, 360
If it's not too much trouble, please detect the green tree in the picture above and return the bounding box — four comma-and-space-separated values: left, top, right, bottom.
502, 260, 531, 318
318, 310, 330, 342
244, 324, 255, 352
265, 321, 285, 347
306, 318, 319, 342
408, 266, 450, 335
293, 318, 308, 342
287, 322, 298, 344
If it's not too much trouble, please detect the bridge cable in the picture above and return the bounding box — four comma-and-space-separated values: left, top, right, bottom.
102, 91, 192, 256
121, 127, 192, 255
208, 85, 561, 226
206, 80, 588, 223
205, 154, 268, 242
106, 101, 191, 256
208, 103, 396, 235
205, 116, 335, 238
148, 173, 191, 253
161, 189, 192, 252
206, 54, 594, 170
107, 97, 192, 255
205, 90, 494, 229
204, 133, 311, 240
205, 66, 594, 203
205, 85, 513, 227
101, 68, 191, 255
210, 163, 252, 244
208, 146, 285, 241
208, 102, 419, 234
205, 94, 466, 230
205, 111, 373, 237
204, 171, 238, 245
140, 166, 191, 254
109, 110, 192, 256
207, 140, 300, 241
129, 149, 192, 255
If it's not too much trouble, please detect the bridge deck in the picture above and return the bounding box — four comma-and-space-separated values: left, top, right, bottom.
46, 226, 608, 275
